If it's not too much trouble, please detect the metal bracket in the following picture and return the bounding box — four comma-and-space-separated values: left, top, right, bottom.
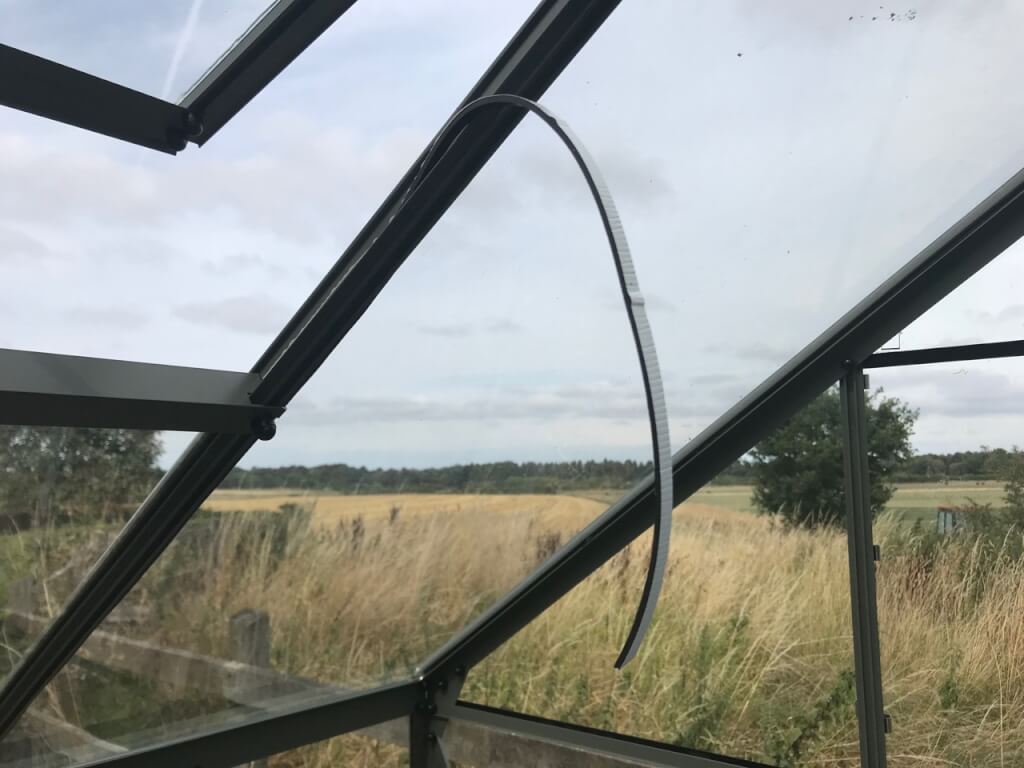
410, 669, 465, 768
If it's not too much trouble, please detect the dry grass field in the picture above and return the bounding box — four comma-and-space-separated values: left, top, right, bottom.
204, 480, 1009, 529
78, 483, 1009, 767
204, 489, 606, 530
16, 482, 1022, 767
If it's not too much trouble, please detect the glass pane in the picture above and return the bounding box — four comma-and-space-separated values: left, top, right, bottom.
0, 0, 535, 370
0, 427, 191, 688
264, 721, 407, 768
465, 469, 859, 766
871, 356, 1024, 767
883, 237, 1024, 352
0, 709, 408, 768
2, 1, 274, 100
5, 115, 657, 758
540, 0, 1024, 451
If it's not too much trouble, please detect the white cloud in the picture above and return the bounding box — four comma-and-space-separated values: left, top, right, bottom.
6, 0, 1024, 467
174, 295, 294, 335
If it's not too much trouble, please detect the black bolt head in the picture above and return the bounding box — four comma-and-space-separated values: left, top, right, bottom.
252, 416, 277, 441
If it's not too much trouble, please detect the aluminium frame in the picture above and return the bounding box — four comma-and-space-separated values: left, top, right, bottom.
864, 338, 1024, 368
841, 369, 888, 768
0, 0, 621, 746
0, 348, 281, 433
179, 0, 360, 145
0, 44, 191, 153
3, 0, 1024, 765
0, 0, 361, 152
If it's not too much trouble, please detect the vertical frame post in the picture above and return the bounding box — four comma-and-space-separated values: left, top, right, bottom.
840, 367, 888, 768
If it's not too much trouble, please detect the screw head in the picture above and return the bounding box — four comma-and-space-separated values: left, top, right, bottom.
186, 112, 205, 139
252, 416, 277, 441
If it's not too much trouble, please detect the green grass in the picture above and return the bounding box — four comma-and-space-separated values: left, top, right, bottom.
691, 485, 757, 513
574, 482, 1010, 524
691, 482, 1012, 527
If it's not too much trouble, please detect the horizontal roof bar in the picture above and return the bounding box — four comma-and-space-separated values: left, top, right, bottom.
0, 348, 281, 433
77, 682, 419, 768
864, 339, 1024, 368
448, 702, 767, 768
0, 44, 191, 154
181, 0, 358, 145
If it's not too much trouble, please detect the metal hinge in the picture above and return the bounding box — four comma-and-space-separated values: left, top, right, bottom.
873, 544, 881, 562
883, 713, 893, 734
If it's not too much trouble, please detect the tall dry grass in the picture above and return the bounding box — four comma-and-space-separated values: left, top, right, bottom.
40, 500, 1024, 767
874, 518, 1024, 767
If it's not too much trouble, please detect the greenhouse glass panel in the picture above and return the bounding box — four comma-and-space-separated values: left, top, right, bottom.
0, 108, 662, 760
464, 469, 860, 767
0, 0, 536, 371
0, 427, 194, 691
870, 355, 1024, 766
538, 0, 1024, 453
1, 0, 275, 100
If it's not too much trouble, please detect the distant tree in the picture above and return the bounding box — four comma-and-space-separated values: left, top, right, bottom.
0, 427, 162, 524
751, 388, 916, 529
1004, 450, 1024, 529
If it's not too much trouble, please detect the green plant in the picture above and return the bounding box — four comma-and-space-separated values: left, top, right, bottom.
751, 388, 916, 529
765, 669, 857, 768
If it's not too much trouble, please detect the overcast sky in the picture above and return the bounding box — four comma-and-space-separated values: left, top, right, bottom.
3, 0, 1024, 470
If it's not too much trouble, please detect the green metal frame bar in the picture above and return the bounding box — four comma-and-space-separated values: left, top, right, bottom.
77, 682, 419, 768
0, 44, 190, 153
841, 369, 889, 767
0, 348, 281, 434
180, 0, 359, 144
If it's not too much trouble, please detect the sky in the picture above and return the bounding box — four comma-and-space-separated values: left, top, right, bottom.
3, 0, 1024, 470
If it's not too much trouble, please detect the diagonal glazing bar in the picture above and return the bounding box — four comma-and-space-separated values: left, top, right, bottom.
180, 0, 359, 145
0, 0, 620, 742
0, 44, 190, 153
418, 162, 1024, 681
0, 348, 281, 434
249, 0, 621, 398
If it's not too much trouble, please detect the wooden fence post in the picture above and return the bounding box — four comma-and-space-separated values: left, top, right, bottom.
230, 609, 271, 668
230, 610, 271, 768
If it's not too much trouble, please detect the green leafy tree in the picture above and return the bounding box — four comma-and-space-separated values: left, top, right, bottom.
751, 388, 916, 529
0, 427, 162, 525
1004, 450, 1024, 529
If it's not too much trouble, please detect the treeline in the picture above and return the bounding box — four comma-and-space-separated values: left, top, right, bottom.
224, 460, 655, 495
894, 447, 1024, 483
224, 449, 1022, 496
718, 448, 1024, 487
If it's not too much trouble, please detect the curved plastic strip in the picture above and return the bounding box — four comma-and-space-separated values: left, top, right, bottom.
391, 93, 672, 668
